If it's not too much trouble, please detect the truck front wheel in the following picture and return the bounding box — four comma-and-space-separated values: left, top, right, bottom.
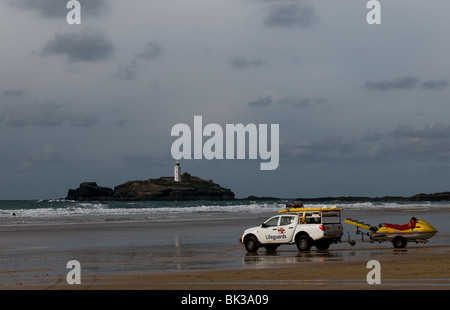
296, 235, 312, 251
245, 236, 259, 252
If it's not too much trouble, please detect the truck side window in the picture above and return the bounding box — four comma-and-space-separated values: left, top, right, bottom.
280, 216, 294, 226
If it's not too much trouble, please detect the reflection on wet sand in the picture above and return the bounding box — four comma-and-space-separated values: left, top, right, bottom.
241, 245, 425, 270
243, 250, 343, 267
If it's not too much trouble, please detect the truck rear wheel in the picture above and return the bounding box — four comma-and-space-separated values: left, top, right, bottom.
315, 240, 331, 250
296, 235, 312, 251
245, 236, 259, 252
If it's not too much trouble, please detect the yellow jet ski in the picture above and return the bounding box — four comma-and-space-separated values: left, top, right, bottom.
345, 217, 438, 248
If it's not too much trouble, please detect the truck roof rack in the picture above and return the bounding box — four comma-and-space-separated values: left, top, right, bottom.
279, 206, 343, 213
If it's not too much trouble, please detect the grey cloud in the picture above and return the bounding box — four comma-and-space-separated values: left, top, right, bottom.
115, 41, 163, 80
69, 111, 99, 127
281, 137, 358, 163
114, 60, 139, 80
422, 79, 449, 90
381, 137, 450, 159
114, 118, 129, 128
392, 124, 450, 140
230, 56, 268, 69
276, 97, 326, 108
0, 104, 8, 124
362, 129, 388, 142
364, 77, 449, 91
248, 96, 272, 107
1, 100, 98, 127
304, 137, 354, 153
2, 89, 26, 98
283, 123, 450, 165
363, 76, 420, 91
137, 42, 164, 61
42, 28, 115, 63
264, 3, 319, 28
28, 144, 63, 163
8, 0, 109, 18
248, 95, 326, 108
361, 124, 450, 161
122, 154, 168, 170
291, 99, 312, 108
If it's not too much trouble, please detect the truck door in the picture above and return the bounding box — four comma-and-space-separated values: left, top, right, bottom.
260, 216, 281, 244
261, 215, 298, 243
279, 215, 296, 242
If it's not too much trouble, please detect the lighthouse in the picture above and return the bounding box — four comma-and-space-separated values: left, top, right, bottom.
174, 161, 181, 182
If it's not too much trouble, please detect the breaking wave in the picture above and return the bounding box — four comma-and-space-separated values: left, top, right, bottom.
0, 199, 448, 226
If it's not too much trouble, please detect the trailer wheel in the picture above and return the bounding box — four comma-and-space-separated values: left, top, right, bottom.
244, 236, 259, 252
296, 235, 312, 251
392, 236, 407, 249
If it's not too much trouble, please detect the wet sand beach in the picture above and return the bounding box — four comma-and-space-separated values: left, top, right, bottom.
66, 246, 450, 290
1, 218, 449, 290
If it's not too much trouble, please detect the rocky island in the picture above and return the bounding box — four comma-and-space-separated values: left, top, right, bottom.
66, 173, 235, 201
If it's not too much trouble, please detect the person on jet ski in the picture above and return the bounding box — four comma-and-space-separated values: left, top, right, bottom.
408, 217, 418, 228
379, 217, 418, 230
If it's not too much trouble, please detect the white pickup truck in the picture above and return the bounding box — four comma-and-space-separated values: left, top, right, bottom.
239, 207, 343, 252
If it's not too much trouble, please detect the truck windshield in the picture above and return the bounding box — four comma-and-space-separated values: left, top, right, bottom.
321, 212, 341, 224
263, 216, 279, 227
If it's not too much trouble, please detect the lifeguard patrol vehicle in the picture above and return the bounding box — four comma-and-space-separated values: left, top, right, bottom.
239, 204, 344, 252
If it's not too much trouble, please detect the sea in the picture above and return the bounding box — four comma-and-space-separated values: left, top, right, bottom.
1, 199, 449, 245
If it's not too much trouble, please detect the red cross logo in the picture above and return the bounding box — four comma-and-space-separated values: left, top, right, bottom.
278, 227, 285, 234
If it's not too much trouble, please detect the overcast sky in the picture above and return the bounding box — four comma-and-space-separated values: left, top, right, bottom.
1, 0, 450, 199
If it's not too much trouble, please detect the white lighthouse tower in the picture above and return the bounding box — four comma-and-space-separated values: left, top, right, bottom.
174, 161, 181, 182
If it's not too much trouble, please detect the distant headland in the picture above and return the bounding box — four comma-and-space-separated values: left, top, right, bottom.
290, 192, 450, 203
241, 192, 450, 202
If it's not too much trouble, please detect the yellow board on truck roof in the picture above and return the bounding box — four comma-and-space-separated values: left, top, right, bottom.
279, 206, 343, 213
